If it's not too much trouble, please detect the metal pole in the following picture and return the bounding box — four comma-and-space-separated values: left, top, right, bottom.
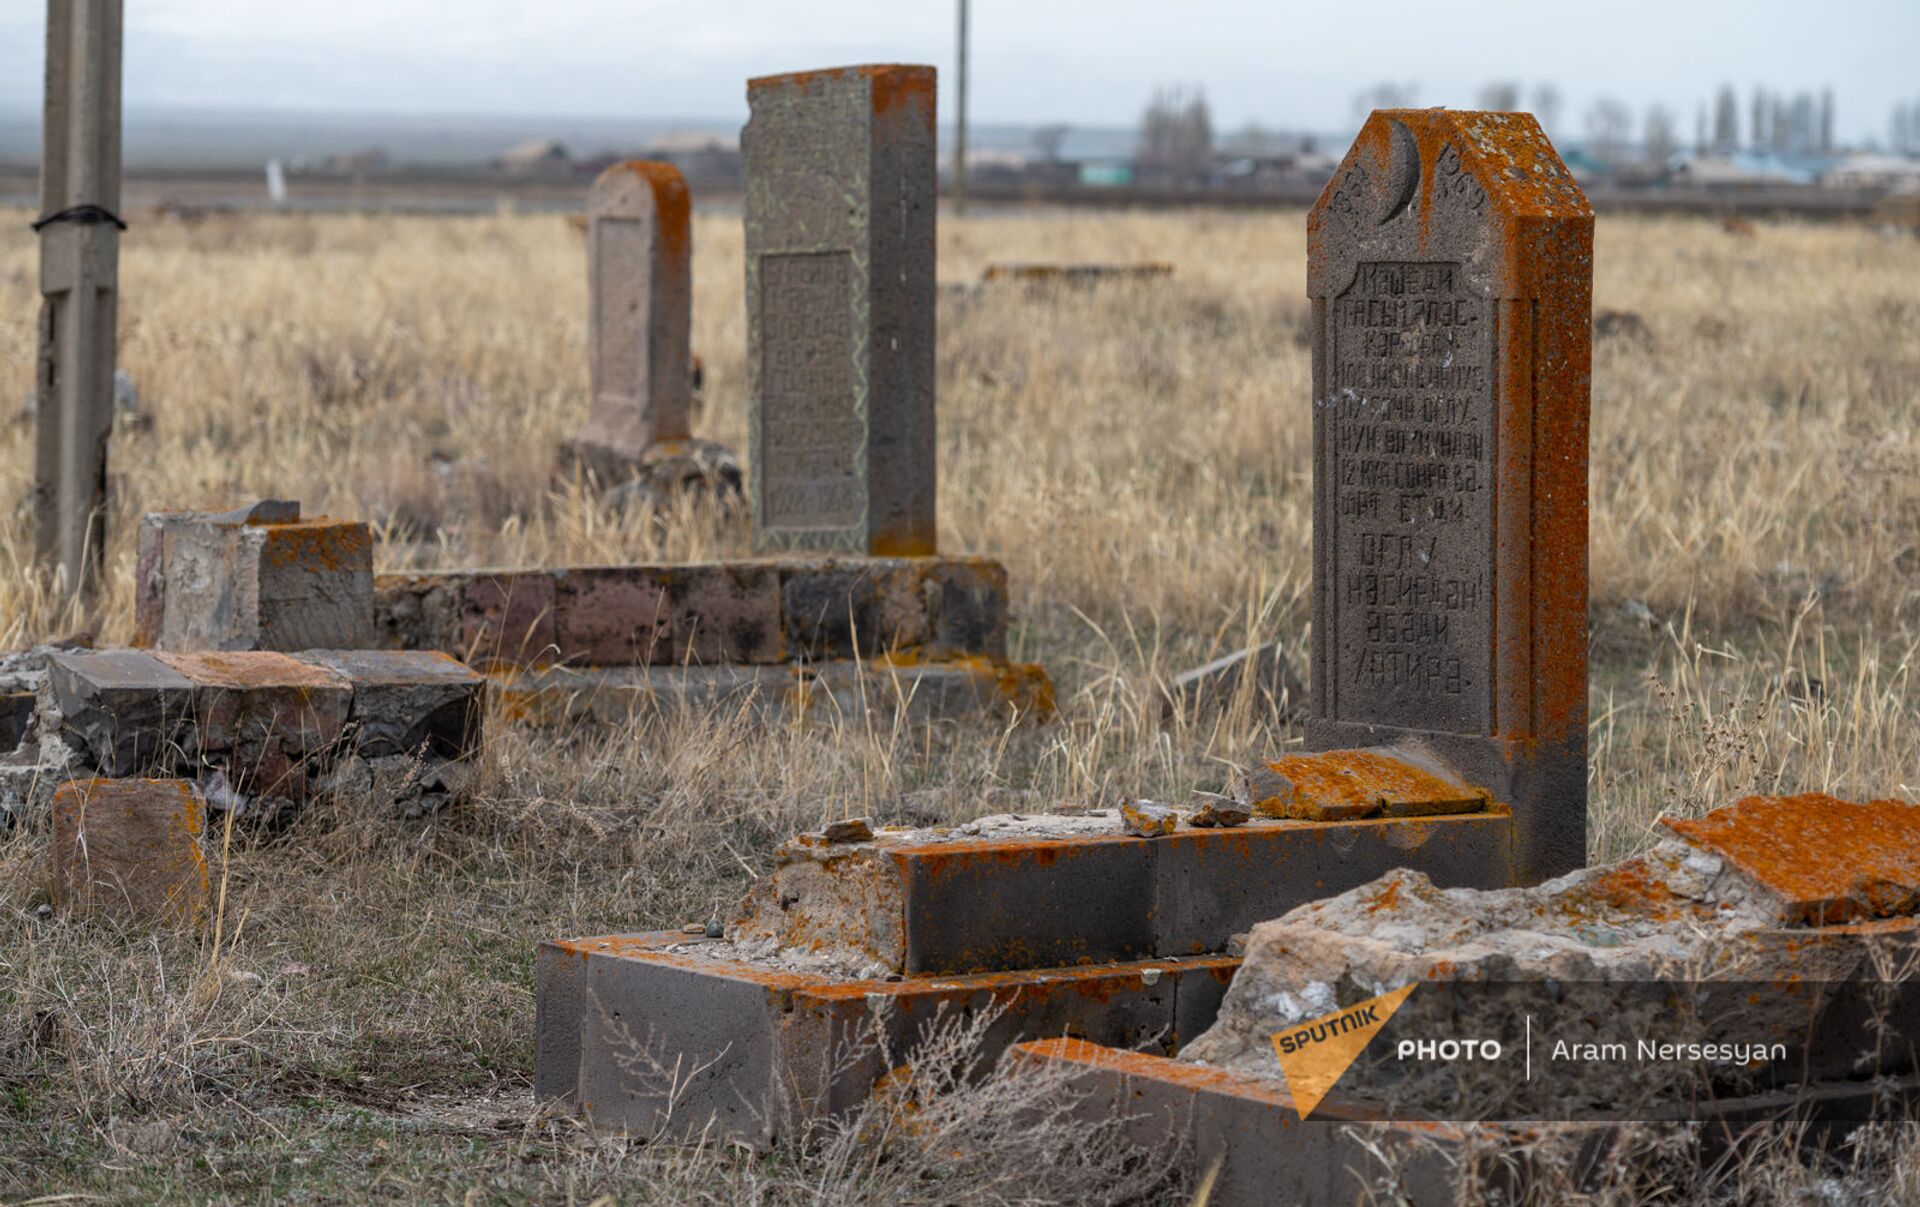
33, 0, 124, 606
954, 0, 969, 215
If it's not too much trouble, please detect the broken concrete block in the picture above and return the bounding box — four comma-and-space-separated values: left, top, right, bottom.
45, 650, 197, 776
1, 690, 34, 754
153, 651, 352, 800
303, 649, 484, 759
51, 778, 208, 924
1164, 641, 1306, 721
1234, 745, 1487, 821
135, 505, 375, 652
1120, 800, 1178, 837
727, 808, 1514, 976
535, 931, 1237, 1145
1661, 792, 1920, 926
1011, 1038, 1505, 1207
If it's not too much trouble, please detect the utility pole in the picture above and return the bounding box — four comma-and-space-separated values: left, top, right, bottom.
34, 0, 125, 606
954, 0, 969, 215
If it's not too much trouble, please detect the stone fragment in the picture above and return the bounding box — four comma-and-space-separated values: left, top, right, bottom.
302, 649, 484, 759
153, 651, 352, 801
1164, 642, 1306, 721
744, 64, 937, 555
1120, 800, 1179, 837
45, 650, 196, 776
1, 690, 35, 754
134, 506, 375, 652
50, 778, 207, 923
1660, 792, 1920, 926
1308, 110, 1592, 881
1234, 746, 1486, 821
821, 816, 874, 844
1186, 793, 1250, 828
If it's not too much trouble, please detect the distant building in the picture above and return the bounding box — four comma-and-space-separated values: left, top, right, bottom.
1668, 150, 1820, 189
1823, 153, 1920, 193
495, 137, 572, 175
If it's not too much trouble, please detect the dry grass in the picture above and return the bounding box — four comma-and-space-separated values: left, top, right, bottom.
0, 205, 1917, 1201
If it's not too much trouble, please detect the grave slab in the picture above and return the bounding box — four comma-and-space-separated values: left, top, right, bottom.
743, 64, 937, 556
134, 504, 375, 652
1307, 109, 1593, 883
727, 808, 1514, 976
534, 930, 1238, 1145
564, 161, 695, 468
51, 777, 208, 924
373, 557, 1010, 668
44, 649, 196, 776
302, 649, 483, 759
1012, 1038, 1564, 1207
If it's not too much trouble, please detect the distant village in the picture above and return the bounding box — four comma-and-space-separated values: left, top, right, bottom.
265, 81, 1920, 216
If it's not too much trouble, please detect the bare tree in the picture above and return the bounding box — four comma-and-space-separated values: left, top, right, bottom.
1694, 104, 1709, 154
1476, 81, 1520, 111
1032, 123, 1069, 163
1820, 88, 1835, 153
1585, 97, 1634, 165
1225, 121, 1279, 157
1530, 83, 1563, 135
1137, 86, 1214, 181
1351, 81, 1417, 120
1643, 105, 1677, 167
1751, 86, 1768, 150
1713, 84, 1739, 150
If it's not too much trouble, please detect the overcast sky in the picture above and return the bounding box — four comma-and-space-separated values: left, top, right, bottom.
2, 0, 1914, 143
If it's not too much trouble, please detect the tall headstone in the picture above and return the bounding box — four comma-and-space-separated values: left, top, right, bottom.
1307, 109, 1593, 881
742, 64, 937, 556
33, 0, 124, 602
563, 161, 693, 478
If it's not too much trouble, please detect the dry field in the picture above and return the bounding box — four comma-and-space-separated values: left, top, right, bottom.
0, 205, 1917, 1202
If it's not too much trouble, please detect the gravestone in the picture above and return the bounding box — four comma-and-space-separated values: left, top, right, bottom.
742, 64, 937, 556
1307, 109, 1592, 881
564, 160, 693, 474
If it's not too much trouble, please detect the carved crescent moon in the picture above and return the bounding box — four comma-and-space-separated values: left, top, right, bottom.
1380, 119, 1420, 225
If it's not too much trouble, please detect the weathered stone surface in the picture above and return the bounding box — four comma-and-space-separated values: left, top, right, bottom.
51, 778, 207, 923
821, 816, 873, 843
535, 931, 1237, 1145
1164, 641, 1306, 721
1186, 793, 1250, 828
154, 651, 352, 800
576, 161, 694, 453
1236, 745, 1488, 822
303, 649, 483, 759
1661, 792, 1920, 926
744, 64, 937, 556
373, 557, 1010, 667
45, 650, 196, 776
1012, 1038, 1481, 1207
1, 690, 35, 754
1120, 800, 1177, 837
134, 506, 375, 652
1183, 799, 1920, 1095
1308, 110, 1592, 882
727, 807, 1514, 976
459, 573, 557, 669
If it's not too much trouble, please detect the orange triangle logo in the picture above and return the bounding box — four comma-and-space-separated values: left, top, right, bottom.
1268, 983, 1417, 1119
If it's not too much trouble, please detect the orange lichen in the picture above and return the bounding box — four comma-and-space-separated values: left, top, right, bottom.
1255, 749, 1488, 816
153, 650, 348, 691
258, 518, 371, 573
1663, 793, 1920, 926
